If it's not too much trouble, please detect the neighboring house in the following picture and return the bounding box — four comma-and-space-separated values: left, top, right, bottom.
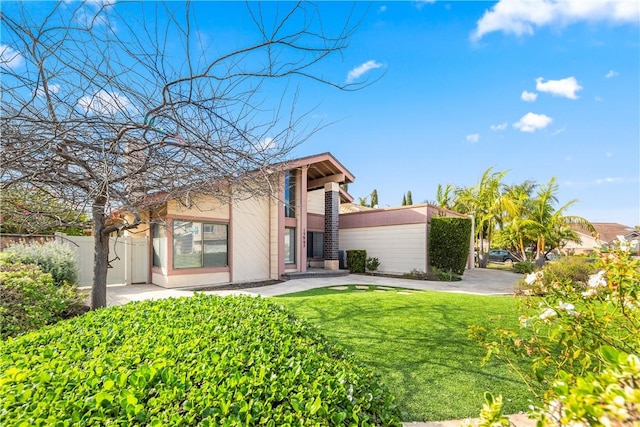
339, 204, 474, 275
123, 152, 354, 288
563, 222, 640, 255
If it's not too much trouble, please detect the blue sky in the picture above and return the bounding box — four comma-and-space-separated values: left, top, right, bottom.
1, 1, 638, 226
292, 1, 639, 226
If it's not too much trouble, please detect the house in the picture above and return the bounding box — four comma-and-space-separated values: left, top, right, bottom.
119, 152, 473, 289
127, 152, 355, 288
563, 222, 640, 255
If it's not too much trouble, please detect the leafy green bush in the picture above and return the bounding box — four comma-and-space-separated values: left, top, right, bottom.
473, 239, 640, 425
0, 263, 86, 338
513, 261, 534, 274
346, 249, 367, 274
0, 295, 402, 426
0, 240, 79, 286
365, 257, 380, 272
515, 256, 597, 296
429, 217, 472, 275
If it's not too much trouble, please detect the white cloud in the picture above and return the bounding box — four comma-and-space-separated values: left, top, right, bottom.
472, 0, 640, 41
606, 152, 613, 157
346, 60, 383, 84
595, 96, 603, 102
490, 122, 508, 131
379, 5, 387, 13
36, 84, 61, 97
521, 90, 538, 102
596, 177, 624, 184
258, 137, 276, 151
536, 76, 583, 99
0, 45, 24, 70
513, 112, 553, 132
466, 133, 480, 143
78, 90, 133, 116
605, 69, 619, 79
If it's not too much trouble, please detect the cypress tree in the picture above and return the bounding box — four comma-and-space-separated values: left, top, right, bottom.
370, 189, 378, 208
406, 191, 413, 205
402, 194, 407, 206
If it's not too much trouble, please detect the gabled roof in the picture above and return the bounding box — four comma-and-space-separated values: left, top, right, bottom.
284, 152, 355, 188
571, 222, 639, 243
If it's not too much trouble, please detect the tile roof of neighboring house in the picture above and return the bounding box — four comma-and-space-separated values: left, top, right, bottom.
571, 222, 639, 243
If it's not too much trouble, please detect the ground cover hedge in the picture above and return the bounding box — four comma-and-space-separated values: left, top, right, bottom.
0, 294, 401, 426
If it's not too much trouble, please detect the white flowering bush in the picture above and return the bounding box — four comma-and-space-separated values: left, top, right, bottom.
471, 237, 640, 425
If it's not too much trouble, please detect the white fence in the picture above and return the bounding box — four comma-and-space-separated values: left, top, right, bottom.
56, 233, 149, 286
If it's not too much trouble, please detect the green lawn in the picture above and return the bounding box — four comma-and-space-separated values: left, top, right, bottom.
276, 285, 535, 422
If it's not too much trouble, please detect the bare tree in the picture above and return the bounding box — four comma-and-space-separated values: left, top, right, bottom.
1, 1, 365, 308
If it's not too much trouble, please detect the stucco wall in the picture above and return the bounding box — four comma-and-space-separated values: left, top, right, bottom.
151, 271, 230, 288
232, 197, 271, 282
167, 196, 230, 219
307, 189, 325, 215
339, 223, 427, 274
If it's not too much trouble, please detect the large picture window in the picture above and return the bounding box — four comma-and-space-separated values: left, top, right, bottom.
284, 227, 296, 264
173, 220, 228, 269
284, 171, 296, 218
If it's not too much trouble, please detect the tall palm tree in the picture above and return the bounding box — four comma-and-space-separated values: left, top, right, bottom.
501, 180, 537, 260
454, 167, 510, 268
520, 177, 594, 267
436, 183, 455, 210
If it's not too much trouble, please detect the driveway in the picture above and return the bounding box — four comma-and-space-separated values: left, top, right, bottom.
104, 268, 522, 306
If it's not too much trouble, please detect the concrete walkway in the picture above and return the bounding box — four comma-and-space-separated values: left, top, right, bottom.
103, 268, 523, 306
100, 268, 533, 426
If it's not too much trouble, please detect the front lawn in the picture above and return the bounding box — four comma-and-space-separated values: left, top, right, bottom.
277, 285, 535, 422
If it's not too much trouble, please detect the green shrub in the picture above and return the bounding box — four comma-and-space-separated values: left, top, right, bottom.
0, 240, 79, 286
513, 261, 534, 274
346, 249, 367, 274
0, 263, 86, 338
365, 257, 380, 272
516, 257, 598, 296
429, 217, 472, 275
542, 256, 597, 285
0, 295, 402, 426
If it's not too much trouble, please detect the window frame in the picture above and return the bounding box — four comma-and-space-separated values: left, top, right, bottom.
172, 219, 229, 270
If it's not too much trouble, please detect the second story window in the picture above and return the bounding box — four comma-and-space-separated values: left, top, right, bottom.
284, 170, 296, 218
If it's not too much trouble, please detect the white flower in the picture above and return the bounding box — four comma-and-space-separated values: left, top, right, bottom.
524, 271, 543, 285
617, 235, 631, 251
582, 288, 598, 298
588, 271, 607, 288
557, 301, 576, 315
540, 308, 557, 320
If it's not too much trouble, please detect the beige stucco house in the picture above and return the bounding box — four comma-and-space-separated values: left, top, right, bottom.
127, 153, 354, 288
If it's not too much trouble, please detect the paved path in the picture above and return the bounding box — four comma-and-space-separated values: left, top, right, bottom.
103, 268, 523, 306
99, 268, 532, 426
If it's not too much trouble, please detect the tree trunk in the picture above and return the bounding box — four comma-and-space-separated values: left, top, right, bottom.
91, 198, 110, 309
478, 230, 488, 268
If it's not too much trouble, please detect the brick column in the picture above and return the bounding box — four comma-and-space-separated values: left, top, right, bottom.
324, 182, 339, 270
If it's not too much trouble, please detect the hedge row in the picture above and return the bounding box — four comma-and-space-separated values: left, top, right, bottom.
1, 294, 401, 426
428, 217, 472, 275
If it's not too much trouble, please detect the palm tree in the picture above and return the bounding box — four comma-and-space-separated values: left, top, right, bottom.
436, 183, 455, 210
520, 177, 594, 267
454, 167, 510, 268
500, 180, 537, 260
